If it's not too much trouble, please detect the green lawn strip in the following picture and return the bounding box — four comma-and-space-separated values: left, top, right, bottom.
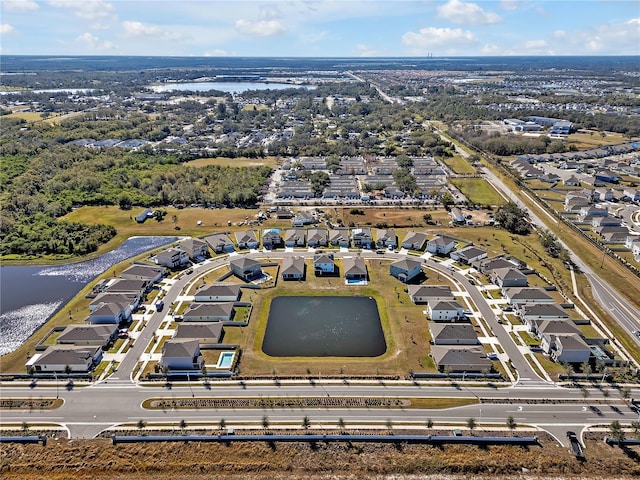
442, 155, 476, 174
450, 178, 504, 205
141, 397, 478, 410
0, 398, 64, 409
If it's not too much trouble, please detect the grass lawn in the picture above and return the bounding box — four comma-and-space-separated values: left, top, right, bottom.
442, 155, 476, 174
450, 178, 504, 206
566, 131, 632, 149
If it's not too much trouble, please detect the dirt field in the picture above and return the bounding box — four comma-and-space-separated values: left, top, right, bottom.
1, 432, 639, 479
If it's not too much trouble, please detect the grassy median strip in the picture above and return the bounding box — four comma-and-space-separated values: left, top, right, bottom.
0, 398, 64, 410
142, 397, 478, 410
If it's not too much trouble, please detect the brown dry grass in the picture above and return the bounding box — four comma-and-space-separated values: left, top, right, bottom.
1, 433, 639, 479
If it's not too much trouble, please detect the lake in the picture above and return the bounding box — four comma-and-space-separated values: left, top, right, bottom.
262, 296, 386, 357
0, 236, 177, 355
148, 81, 315, 94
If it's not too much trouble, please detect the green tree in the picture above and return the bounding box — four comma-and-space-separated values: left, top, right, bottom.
219, 418, 226, 430
506, 416, 517, 434
179, 419, 187, 432
441, 192, 455, 210
337, 417, 346, 430
466, 417, 476, 434
609, 420, 624, 442
137, 419, 146, 431
302, 416, 311, 430
425, 418, 434, 429
262, 415, 270, 430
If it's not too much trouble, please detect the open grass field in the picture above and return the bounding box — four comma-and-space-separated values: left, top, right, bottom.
1, 432, 639, 479
450, 178, 504, 206
442, 155, 476, 174
567, 131, 633, 149
185, 156, 279, 168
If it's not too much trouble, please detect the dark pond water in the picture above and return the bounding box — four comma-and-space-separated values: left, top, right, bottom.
262, 296, 386, 357
0, 236, 177, 355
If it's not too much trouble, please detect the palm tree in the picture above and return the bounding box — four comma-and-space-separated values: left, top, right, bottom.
425, 418, 434, 429
580, 386, 590, 402
302, 416, 311, 430
631, 420, 640, 440
172, 215, 179, 229
580, 361, 592, 376
466, 417, 476, 434
179, 419, 187, 433
385, 418, 393, 431
262, 415, 270, 431
337, 417, 346, 431
609, 420, 624, 442
620, 387, 631, 403
506, 416, 517, 434
137, 419, 146, 431
219, 418, 226, 431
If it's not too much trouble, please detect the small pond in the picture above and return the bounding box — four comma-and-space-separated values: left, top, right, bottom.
262, 296, 386, 357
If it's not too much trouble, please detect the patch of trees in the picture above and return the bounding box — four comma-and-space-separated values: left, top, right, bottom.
494, 202, 531, 235
538, 229, 569, 262
392, 167, 417, 194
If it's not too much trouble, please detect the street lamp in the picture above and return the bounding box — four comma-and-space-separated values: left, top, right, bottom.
54, 372, 59, 399
187, 372, 194, 398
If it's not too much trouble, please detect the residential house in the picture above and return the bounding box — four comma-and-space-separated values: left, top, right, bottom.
551, 334, 591, 364
204, 233, 235, 254
154, 248, 190, 268
592, 216, 622, 228
427, 300, 464, 321
401, 231, 428, 250
262, 229, 283, 249
229, 256, 262, 281
430, 347, 493, 373
473, 255, 525, 274
449, 246, 487, 265
179, 238, 209, 261
281, 256, 305, 280
389, 257, 422, 283
490, 268, 528, 288
504, 287, 554, 305
407, 285, 454, 304
351, 228, 373, 249
429, 324, 479, 345
450, 207, 465, 224
329, 228, 350, 248
88, 302, 126, 325
518, 304, 569, 325
284, 228, 306, 248
105, 278, 149, 295
601, 231, 629, 243
623, 188, 640, 202
27, 345, 103, 373
593, 188, 615, 202
194, 284, 241, 302
595, 170, 618, 183
120, 264, 165, 283
235, 230, 259, 250
183, 303, 234, 322
426, 235, 457, 255
57, 325, 118, 347
291, 212, 316, 227
564, 175, 581, 187
160, 339, 203, 370
343, 256, 367, 280
313, 253, 335, 275
531, 318, 582, 339
173, 323, 224, 345
375, 228, 397, 249
307, 228, 329, 248
89, 292, 139, 318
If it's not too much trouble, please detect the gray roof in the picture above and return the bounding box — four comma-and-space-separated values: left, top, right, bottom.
314, 253, 335, 264
307, 228, 328, 242
428, 235, 456, 246
431, 346, 492, 370
505, 287, 553, 301
402, 230, 427, 246
105, 278, 148, 293
555, 333, 589, 350
343, 256, 367, 275
162, 339, 200, 358
204, 233, 235, 249
521, 304, 568, 317
235, 230, 259, 244
58, 325, 117, 343
281, 256, 305, 276
429, 324, 478, 343
284, 228, 306, 242
120, 264, 165, 280
390, 257, 422, 271
90, 293, 139, 309
195, 283, 241, 299
229, 256, 261, 269
90, 302, 122, 316
407, 285, 453, 299
185, 303, 234, 318
492, 267, 527, 282
174, 323, 223, 342
33, 346, 100, 367
431, 300, 463, 311
535, 319, 581, 336
454, 246, 486, 260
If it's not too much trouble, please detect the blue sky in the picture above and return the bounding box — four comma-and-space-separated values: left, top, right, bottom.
1, 0, 639, 56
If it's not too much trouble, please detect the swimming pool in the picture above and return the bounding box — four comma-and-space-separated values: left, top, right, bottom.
216, 351, 235, 369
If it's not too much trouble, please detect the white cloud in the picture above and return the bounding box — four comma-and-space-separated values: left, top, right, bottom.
2, 0, 39, 12
300, 30, 329, 43
402, 27, 477, 50
204, 49, 228, 57
437, 0, 502, 25
48, 0, 114, 20
524, 39, 547, 49
235, 19, 286, 37
557, 17, 640, 54
353, 43, 380, 57
552, 30, 566, 39
76, 32, 114, 50
122, 21, 182, 41
1, 24, 16, 35
499, 0, 518, 11
481, 43, 501, 54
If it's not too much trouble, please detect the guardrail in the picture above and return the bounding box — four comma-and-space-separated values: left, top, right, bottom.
0, 436, 47, 445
